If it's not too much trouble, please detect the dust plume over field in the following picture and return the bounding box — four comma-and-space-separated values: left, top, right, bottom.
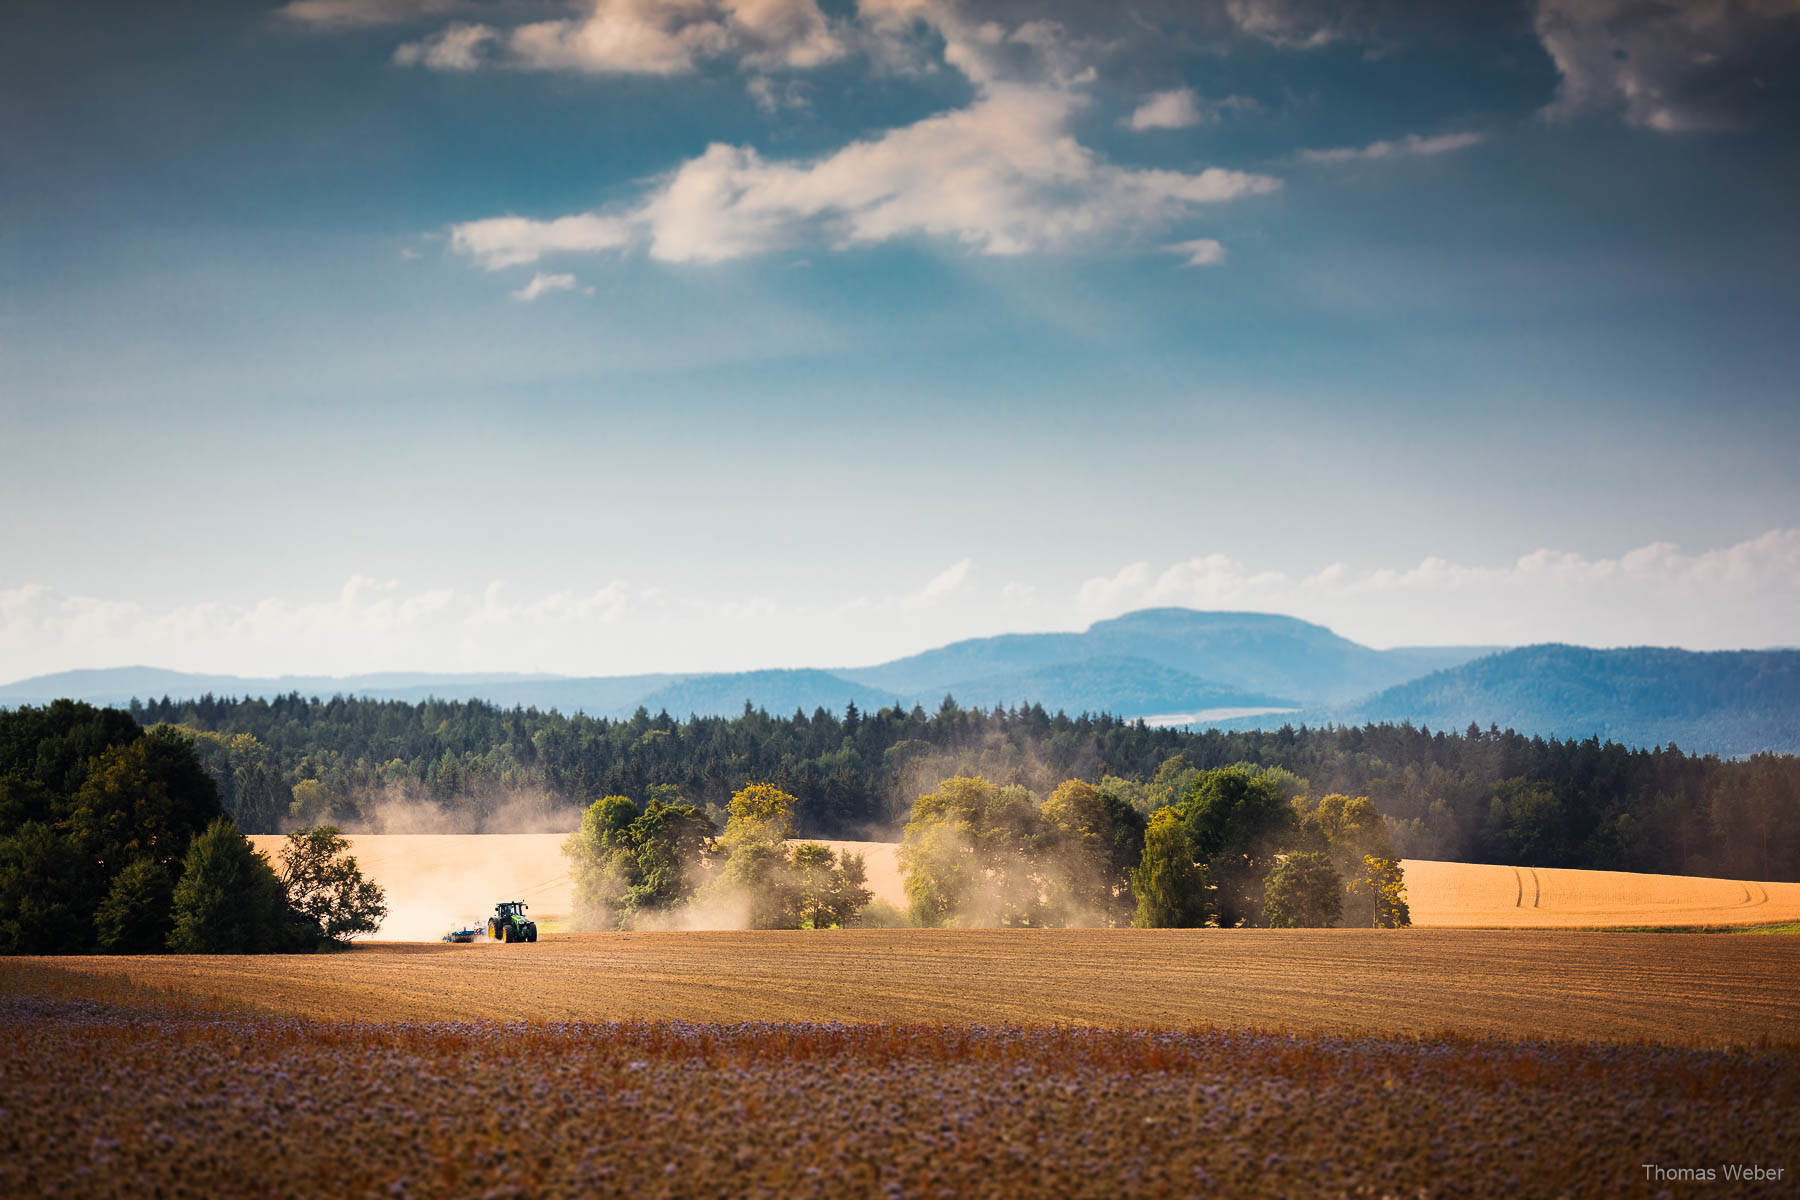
247, 835, 905, 940
23, 928, 1800, 1045
250, 833, 574, 941
251, 833, 1800, 939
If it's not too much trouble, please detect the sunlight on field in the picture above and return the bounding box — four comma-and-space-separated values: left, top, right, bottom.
17, 928, 1800, 1045
1402, 859, 1800, 927
251, 835, 1800, 939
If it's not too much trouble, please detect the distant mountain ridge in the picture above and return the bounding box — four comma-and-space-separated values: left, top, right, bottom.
5, 610, 1797, 755
0, 610, 1474, 722
1321, 644, 1800, 758
841, 609, 1489, 705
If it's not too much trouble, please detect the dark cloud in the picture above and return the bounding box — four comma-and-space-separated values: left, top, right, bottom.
1535, 0, 1800, 132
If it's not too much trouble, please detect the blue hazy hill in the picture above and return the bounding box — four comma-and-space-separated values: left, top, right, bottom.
1314, 644, 1800, 758
7, 613, 1797, 754
840, 609, 1490, 705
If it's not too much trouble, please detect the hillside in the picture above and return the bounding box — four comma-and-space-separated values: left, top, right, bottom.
841, 609, 1491, 705
2, 609, 1484, 720
883, 655, 1290, 717
10, 614, 1800, 755
1327, 645, 1800, 757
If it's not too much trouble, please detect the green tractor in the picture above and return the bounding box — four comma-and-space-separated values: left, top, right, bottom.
486, 901, 538, 943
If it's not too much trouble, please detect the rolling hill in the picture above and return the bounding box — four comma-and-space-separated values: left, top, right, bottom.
1321, 644, 1800, 757
6, 610, 1433, 720
838, 609, 1491, 705
6, 612, 1798, 754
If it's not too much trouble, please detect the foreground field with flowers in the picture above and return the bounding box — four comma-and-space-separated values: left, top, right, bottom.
3, 965, 1796, 1199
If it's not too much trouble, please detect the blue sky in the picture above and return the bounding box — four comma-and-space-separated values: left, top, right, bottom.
3, 0, 1798, 678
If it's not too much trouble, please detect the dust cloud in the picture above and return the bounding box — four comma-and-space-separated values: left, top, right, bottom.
249, 834, 906, 941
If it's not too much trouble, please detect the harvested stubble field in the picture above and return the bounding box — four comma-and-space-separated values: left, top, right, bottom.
16, 927, 1800, 1045
2, 969, 1795, 1199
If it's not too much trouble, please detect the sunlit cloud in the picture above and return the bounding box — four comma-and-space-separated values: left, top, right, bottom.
1162, 237, 1226, 267
1299, 131, 1485, 164
510, 272, 589, 301
1077, 531, 1800, 650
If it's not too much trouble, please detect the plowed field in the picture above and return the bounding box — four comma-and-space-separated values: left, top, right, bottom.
15, 927, 1799, 1046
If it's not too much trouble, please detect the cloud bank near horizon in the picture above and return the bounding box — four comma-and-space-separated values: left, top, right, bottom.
3, 531, 1794, 682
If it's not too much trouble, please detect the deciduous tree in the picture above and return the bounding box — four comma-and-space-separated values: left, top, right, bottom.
1263, 852, 1343, 928
278, 826, 387, 943
1131, 807, 1210, 928
167, 819, 302, 953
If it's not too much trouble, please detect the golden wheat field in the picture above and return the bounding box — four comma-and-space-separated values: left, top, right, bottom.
249, 834, 1800, 937
15, 926, 1799, 1045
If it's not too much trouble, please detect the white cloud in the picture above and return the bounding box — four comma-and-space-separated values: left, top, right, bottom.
510, 272, 587, 301
746, 73, 810, 112
1534, 0, 1800, 133
449, 81, 1280, 268
469, 580, 634, 626
1000, 580, 1038, 606
393, 21, 496, 69
5, 533, 1796, 681
1163, 237, 1226, 267
0, 576, 656, 679
1299, 130, 1485, 164
1224, 0, 1356, 49
723, 0, 844, 70
1075, 530, 1800, 650
1127, 87, 1203, 130
451, 212, 636, 270
392, 0, 844, 76
279, 0, 462, 29
905, 558, 973, 611
500, 0, 732, 75
415, 5, 1279, 274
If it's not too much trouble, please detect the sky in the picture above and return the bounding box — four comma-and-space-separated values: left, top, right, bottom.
3, 0, 1798, 680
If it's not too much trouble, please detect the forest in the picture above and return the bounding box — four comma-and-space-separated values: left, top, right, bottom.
0, 701, 384, 954
128, 692, 1800, 882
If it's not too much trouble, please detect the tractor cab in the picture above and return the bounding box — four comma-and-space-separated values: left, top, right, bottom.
487, 901, 539, 943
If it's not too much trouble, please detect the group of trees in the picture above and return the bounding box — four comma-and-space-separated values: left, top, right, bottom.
109, 693, 1800, 883
563, 782, 870, 930
898, 767, 1409, 930
0, 702, 385, 954
1129, 768, 1409, 929
900, 777, 1146, 927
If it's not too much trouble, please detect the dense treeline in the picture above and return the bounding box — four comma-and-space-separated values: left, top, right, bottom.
0, 701, 384, 953
129, 692, 1800, 881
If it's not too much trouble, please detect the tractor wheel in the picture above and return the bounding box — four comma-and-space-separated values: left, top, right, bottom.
527, 929, 537, 943
487, 920, 498, 940
502, 923, 516, 943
